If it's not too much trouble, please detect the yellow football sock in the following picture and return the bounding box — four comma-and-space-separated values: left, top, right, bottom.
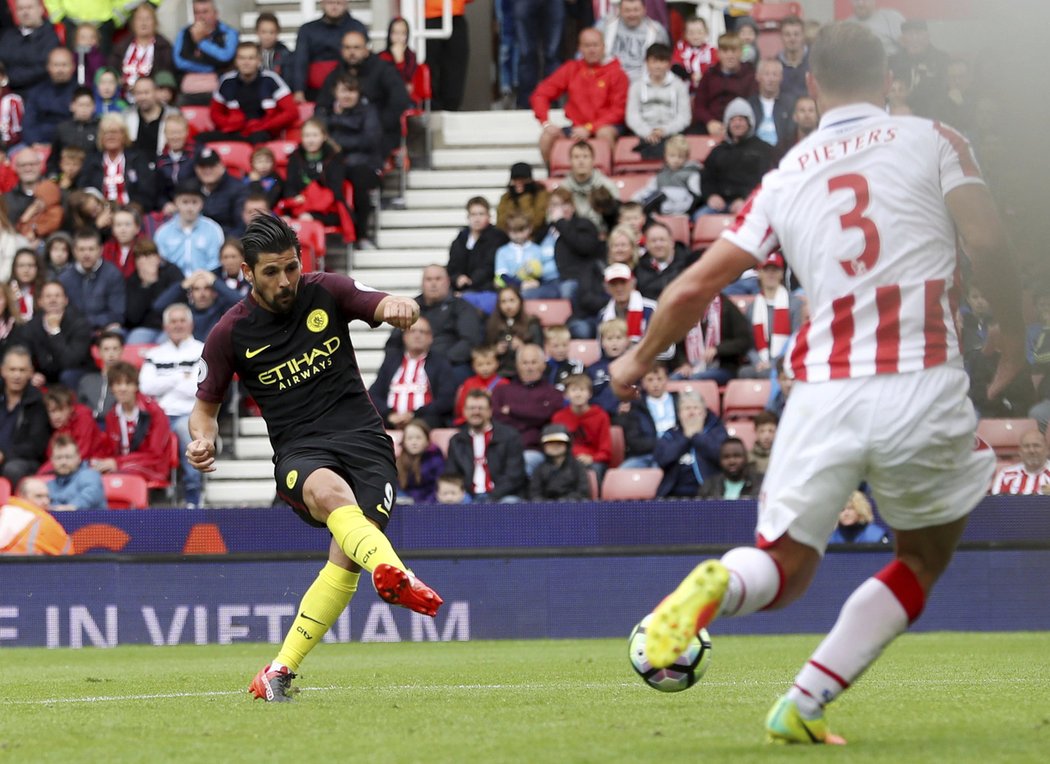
275, 562, 359, 671
326, 504, 406, 573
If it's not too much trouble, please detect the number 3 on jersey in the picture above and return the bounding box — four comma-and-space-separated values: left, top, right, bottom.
829, 173, 880, 276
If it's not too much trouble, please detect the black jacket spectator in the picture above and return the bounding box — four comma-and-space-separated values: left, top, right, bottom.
46, 117, 100, 176
634, 248, 693, 301
701, 133, 776, 205
290, 12, 367, 95
125, 260, 185, 336
0, 21, 59, 91
23, 307, 94, 384
318, 54, 411, 156
0, 383, 50, 476
369, 352, 457, 429
698, 465, 764, 499
672, 297, 753, 378
655, 416, 728, 498
59, 261, 126, 332
447, 225, 508, 292
571, 259, 609, 325
78, 149, 159, 213
199, 171, 248, 233
445, 422, 527, 501
747, 93, 796, 149
23, 79, 77, 146
614, 393, 679, 461
385, 293, 483, 370
528, 456, 591, 501
323, 101, 384, 171
549, 214, 604, 282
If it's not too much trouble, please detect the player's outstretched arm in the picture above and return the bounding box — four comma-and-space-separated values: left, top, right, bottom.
945, 183, 1025, 399
376, 295, 420, 331
609, 239, 756, 400
187, 399, 222, 473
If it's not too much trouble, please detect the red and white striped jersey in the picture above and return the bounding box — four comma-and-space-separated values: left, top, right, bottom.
723, 103, 982, 382
387, 354, 434, 414
991, 462, 1050, 495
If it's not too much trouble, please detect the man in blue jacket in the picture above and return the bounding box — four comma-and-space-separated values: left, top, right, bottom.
174, 0, 238, 76
0, 0, 59, 92
48, 436, 107, 511
58, 228, 126, 335
22, 48, 76, 145
289, 0, 367, 101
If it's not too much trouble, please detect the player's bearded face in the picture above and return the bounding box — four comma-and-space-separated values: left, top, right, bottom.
249, 249, 302, 314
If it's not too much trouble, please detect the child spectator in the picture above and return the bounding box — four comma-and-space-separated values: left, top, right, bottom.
616, 361, 678, 468
692, 32, 756, 138
47, 86, 99, 175
379, 17, 418, 96
672, 16, 718, 94
617, 201, 648, 238
94, 360, 173, 487
750, 411, 778, 474
736, 18, 759, 65
435, 474, 471, 505
496, 163, 548, 239
153, 70, 178, 107
0, 281, 26, 357
494, 213, 545, 292
156, 113, 196, 212
485, 285, 544, 378
45, 435, 107, 511
544, 325, 584, 391
626, 43, 692, 157
44, 232, 74, 278
551, 373, 611, 482
215, 237, 250, 298
39, 385, 110, 473
633, 134, 703, 217
247, 146, 284, 210
93, 68, 128, 115
154, 180, 224, 276
528, 424, 591, 501
453, 345, 508, 426
280, 118, 353, 241
54, 147, 87, 193
829, 492, 889, 544
588, 317, 631, 414
447, 196, 508, 304
101, 206, 144, 278
699, 437, 763, 499
255, 13, 294, 77
766, 357, 794, 418
654, 391, 727, 498
10, 249, 44, 321
73, 23, 105, 87
0, 62, 24, 152
396, 418, 445, 504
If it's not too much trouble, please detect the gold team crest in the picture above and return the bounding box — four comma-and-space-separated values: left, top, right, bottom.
286, 470, 299, 489
306, 309, 329, 332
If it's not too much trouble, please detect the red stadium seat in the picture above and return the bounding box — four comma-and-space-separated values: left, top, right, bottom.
751, 2, 803, 26
298, 101, 316, 122
587, 470, 599, 499
180, 72, 218, 96
609, 425, 625, 468
568, 340, 601, 366
103, 474, 149, 509
180, 105, 215, 135
692, 214, 734, 250
666, 379, 721, 416
121, 343, 155, 369
613, 136, 663, 175
205, 142, 253, 178
524, 299, 572, 327
976, 418, 1039, 459
601, 468, 663, 500
145, 433, 178, 496
653, 214, 691, 246
686, 135, 719, 166
0, 477, 10, 504
265, 139, 298, 173
549, 138, 612, 177
541, 177, 563, 192
722, 380, 772, 420
284, 218, 324, 272
429, 428, 458, 457
757, 31, 784, 60
726, 420, 757, 451
614, 173, 653, 202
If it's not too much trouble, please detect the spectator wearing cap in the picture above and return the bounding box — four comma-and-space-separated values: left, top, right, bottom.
124, 76, 178, 157
193, 147, 247, 233
202, 42, 297, 145
739, 252, 804, 379
289, 0, 368, 101
888, 20, 951, 118
597, 263, 665, 351
22, 48, 77, 146
0, 0, 60, 93
154, 179, 224, 276
496, 163, 549, 240
152, 70, 178, 106
173, 0, 238, 78
697, 98, 774, 217
77, 114, 160, 212
528, 423, 591, 501
58, 228, 125, 335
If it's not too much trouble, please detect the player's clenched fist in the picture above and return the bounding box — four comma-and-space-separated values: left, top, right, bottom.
380, 296, 420, 330
186, 439, 217, 473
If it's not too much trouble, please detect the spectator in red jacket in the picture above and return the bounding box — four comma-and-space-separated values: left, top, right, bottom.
531, 27, 628, 166
550, 373, 611, 483
94, 360, 172, 486
203, 42, 296, 144
691, 32, 756, 139
38, 385, 111, 474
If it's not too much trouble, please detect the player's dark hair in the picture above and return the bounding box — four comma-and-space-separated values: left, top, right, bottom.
810, 22, 886, 96
240, 214, 300, 269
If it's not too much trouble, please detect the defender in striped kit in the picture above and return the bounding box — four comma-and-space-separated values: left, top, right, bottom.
610, 22, 1025, 744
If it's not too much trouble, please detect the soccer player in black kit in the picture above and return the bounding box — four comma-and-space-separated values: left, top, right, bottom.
186, 215, 443, 702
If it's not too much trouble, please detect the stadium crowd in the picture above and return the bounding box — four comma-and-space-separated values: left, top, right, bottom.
0, 0, 1046, 548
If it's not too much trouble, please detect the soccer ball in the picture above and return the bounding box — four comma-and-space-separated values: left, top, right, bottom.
628, 613, 712, 693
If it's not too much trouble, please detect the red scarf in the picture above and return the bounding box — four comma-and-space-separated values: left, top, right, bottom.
751, 286, 791, 362
387, 354, 433, 414
122, 40, 155, 89
684, 296, 722, 369
471, 428, 494, 494
103, 153, 129, 204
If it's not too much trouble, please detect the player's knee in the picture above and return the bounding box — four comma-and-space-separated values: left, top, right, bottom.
302, 471, 357, 518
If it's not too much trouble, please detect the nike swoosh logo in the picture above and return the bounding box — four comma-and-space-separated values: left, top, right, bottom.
245, 345, 271, 359
299, 612, 325, 626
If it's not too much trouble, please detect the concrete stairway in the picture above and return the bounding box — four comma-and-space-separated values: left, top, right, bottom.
205, 108, 553, 506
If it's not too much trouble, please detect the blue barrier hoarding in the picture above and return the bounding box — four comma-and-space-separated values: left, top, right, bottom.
2, 550, 1049, 647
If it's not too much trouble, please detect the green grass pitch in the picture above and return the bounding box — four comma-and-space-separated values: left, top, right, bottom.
3, 633, 1047, 763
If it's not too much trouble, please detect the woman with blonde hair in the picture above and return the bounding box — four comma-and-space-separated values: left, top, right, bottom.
76, 113, 159, 211
829, 491, 889, 544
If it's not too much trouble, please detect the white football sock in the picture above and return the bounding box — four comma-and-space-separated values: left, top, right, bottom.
788, 561, 925, 718
718, 546, 783, 617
